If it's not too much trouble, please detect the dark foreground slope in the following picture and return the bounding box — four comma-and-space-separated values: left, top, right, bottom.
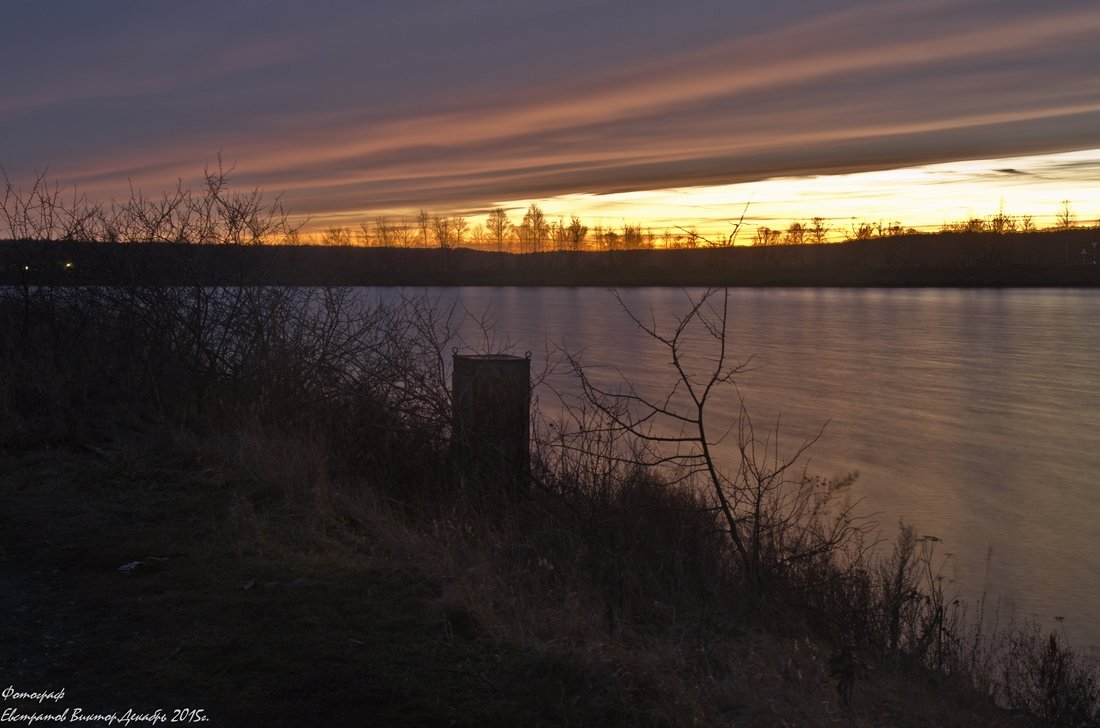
1, 439, 1025, 728
0, 444, 624, 727
2, 281, 1095, 727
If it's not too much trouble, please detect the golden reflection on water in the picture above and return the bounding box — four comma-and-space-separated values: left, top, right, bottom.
402, 286, 1100, 655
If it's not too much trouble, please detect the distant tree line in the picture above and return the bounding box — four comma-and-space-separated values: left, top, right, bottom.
320, 200, 1095, 253
319, 203, 668, 253
3, 164, 1095, 253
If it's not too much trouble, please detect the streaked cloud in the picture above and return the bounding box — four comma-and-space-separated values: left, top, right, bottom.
2, 0, 1098, 227
521, 149, 1100, 239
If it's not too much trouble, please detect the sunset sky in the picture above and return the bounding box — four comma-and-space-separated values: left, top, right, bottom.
3, 0, 1099, 240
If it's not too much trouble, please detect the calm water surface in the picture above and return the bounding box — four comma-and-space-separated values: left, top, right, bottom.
395, 287, 1100, 653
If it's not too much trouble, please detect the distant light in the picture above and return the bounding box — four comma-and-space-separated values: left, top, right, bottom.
23, 265, 29, 271
64, 261, 74, 269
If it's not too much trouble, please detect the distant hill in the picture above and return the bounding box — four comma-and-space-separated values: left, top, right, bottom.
4, 229, 1100, 287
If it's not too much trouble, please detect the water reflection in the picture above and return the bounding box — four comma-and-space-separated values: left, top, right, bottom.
381, 287, 1100, 654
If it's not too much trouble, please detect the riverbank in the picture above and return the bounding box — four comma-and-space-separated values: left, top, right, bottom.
5, 438, 670, 727
2, 285, 1096, 727
1, 435, 1024, 727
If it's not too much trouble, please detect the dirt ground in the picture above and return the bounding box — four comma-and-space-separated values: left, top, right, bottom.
2, 440, 1033, 728
0, 444, 606, 727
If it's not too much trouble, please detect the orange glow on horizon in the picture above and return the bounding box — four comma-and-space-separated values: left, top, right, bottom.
297, 148, 1100, 246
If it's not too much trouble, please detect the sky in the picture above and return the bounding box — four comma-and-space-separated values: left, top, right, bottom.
3, 0, 1100, 239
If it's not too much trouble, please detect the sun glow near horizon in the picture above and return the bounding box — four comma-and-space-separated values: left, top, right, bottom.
490, 148, 1100, 243
302, 147, 1100, 245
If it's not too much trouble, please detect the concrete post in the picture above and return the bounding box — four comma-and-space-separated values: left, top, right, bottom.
452, 352, 531, 481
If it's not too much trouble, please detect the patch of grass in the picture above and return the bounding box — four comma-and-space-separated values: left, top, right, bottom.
3, 274, 1096, 727
0, 442, 636, 727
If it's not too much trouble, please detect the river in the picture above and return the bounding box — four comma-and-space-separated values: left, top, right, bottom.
391, 286, 1100, 654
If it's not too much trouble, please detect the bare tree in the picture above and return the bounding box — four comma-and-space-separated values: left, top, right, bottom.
1, 166, 71, 241
467, 222, 486, 249
451, 215, 468, 248
321, 226, 353, 246
191, 157, 298, 245
432, 214, 452, 249
752, 226, 782, 246
622, 223, 645, 249
785, 222, 805, 245
367, 216, 401, 247
850, 221, 876, 241
1057, 199, 1076, 230
699, 203, 749, 247
550, 217, 565, 252
417, 209, 431, 248
486, 207, 512, 253
429, 214, 468, 249
518, 203, 549, 254
566, 215, 588, 252
988, 204, 1016, 235
357, 221, 375, 247
675, 226, 701, 249
2, 159, 300, 246
875, 221, 907, 238
809, 217, 830, 245
392, 217, 417, 248
562, 288, 865, 595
